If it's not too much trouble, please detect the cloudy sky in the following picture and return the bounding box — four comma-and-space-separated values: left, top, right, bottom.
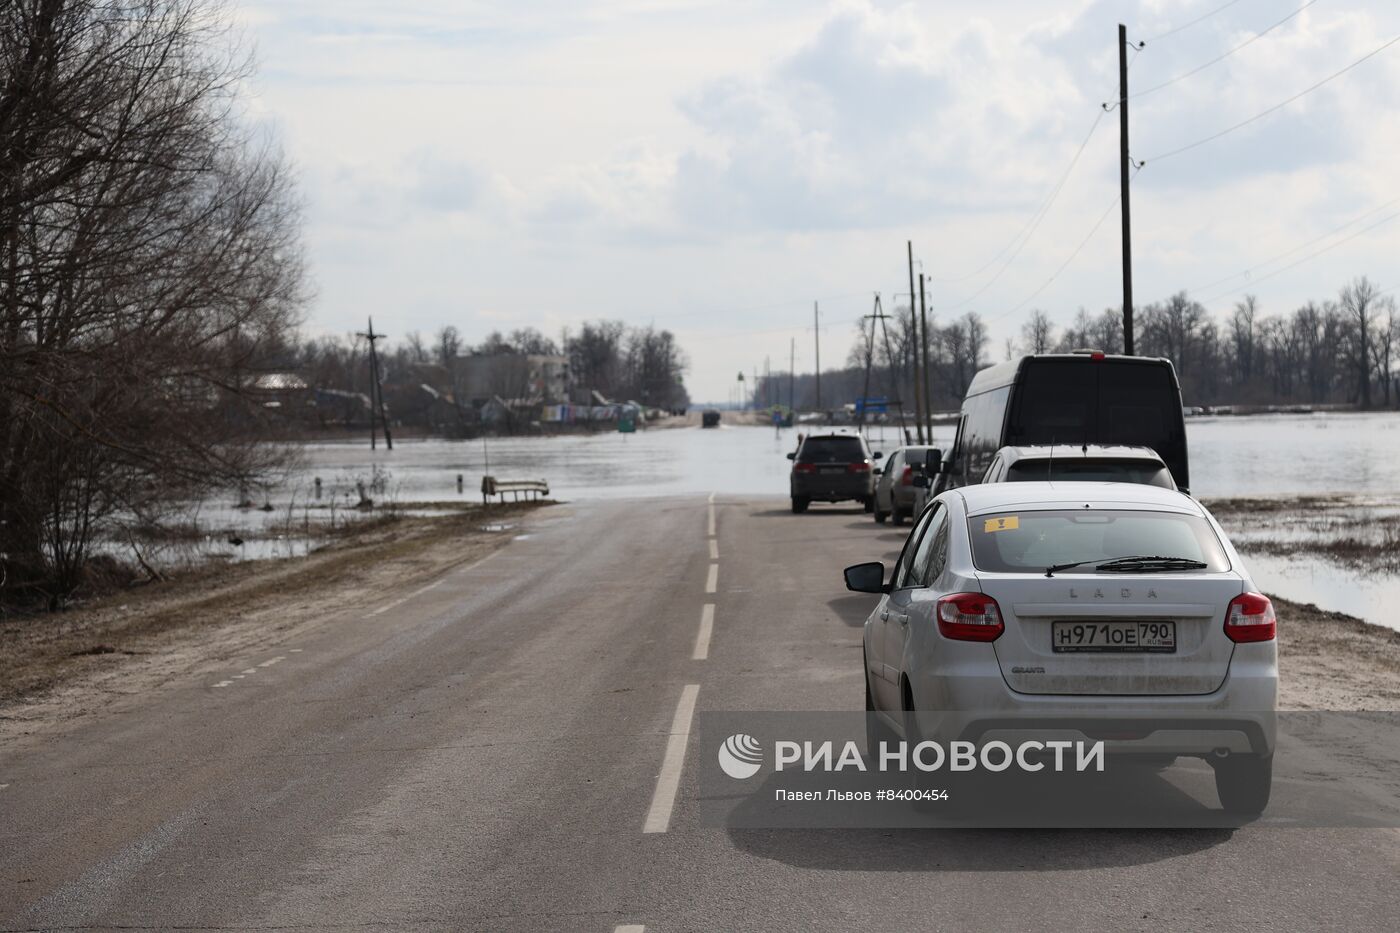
235, 0, 1400, 401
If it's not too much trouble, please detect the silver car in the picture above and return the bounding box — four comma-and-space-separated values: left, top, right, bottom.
846, 481, 1278, 815
980, 444, 1175, 489
873, 446, 934, 525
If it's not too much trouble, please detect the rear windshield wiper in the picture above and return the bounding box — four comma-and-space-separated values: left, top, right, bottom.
1095, 556, 1207, 573
1044, 555, 1207, 577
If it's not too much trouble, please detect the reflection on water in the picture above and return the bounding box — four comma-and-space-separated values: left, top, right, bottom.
1242, 552, 1400, 633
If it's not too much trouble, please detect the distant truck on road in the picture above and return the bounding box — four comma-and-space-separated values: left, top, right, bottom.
702, 410, 721, 428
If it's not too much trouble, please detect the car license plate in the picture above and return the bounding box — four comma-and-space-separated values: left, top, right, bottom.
1052, 621, 1176, 653
819, 466, 844, 474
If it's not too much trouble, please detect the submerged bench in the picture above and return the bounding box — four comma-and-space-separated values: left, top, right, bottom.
481, 475, 550, 504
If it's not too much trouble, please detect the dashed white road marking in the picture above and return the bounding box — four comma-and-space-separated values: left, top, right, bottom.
707, 504, 715, 537
0, 783, 9, 791
643, 684, 700, 834
615, 926, 645, 933
704, 564, 718, 594
289, 648, 303, 653
708, 538, 719, 560
257, 656, 286, 668
212, 681, 233, 688
240, 668, 257, 675
693, 604, 715, 660
707, 491, 715, 503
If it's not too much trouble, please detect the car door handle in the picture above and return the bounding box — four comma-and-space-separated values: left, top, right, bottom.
880, 609, 890, 621
896, 613, 909, 627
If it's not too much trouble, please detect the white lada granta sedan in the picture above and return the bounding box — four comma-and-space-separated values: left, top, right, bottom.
845, 481, 1278, 815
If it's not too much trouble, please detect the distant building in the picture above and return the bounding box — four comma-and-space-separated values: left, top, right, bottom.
456, 353, 570, 405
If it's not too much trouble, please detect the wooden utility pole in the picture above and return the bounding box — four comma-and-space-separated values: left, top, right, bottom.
813, 302, 822, 413
358, 317, 393, 450
1119, 23, 1135, 356
907, 241, 925, 442
919, 272, 933, 437
789, 337, 796, 411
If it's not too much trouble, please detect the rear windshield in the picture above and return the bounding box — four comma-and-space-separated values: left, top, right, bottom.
1005, 459, 1174, 489
1008, 361, 1177, 453
799, 437, 866, 462
968, 509, 1229, 573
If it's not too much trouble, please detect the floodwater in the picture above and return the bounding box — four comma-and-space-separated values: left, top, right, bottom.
180, 411, 1400, 629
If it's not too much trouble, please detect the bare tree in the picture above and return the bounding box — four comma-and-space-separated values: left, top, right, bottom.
1021, 310, 1055, 355
1341, 277, 1384, 408
1, 0, 307, 604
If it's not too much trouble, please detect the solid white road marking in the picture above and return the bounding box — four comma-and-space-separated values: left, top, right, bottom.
705, 564, 718, 594
693, 604, 715, 660
708, 538, 719, 560
643, 684, 700, 833
708, 491, 715, 503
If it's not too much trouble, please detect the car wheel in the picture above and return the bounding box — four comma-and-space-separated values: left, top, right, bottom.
863, 495, 874, 513
1213, 755, 1272, 816
874, 505, 887, 523
790, 496, 809, 514
891, 503, 905, 526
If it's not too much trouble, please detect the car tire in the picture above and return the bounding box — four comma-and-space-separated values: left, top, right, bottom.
874, 504, 887, 523
891, 503, 905, 526
863, 495, 874, 513
790, 496, 809, 514
1213, 755, 1272, 816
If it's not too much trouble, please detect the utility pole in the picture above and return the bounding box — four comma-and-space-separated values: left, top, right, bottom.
357, 317, 393, 450
789, 337, 796, 412
907, 241, 925, 443
858, 295, 879, 428
919, 273, 933, 437
862, 294, 909, 440
813, 301, 822, 414
1119, 23, 1135, 356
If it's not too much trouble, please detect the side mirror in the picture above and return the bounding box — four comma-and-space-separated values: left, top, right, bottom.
844, 561, 888, 594
872, 451, 883, 459
786, 452, 796, 460
872, 468, 882, 476
912, 474, 929, 488
926, 448, 949, 474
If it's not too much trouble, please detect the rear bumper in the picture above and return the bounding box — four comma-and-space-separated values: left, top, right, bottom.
900, 647, 1277, 758
791, 473, 871, 501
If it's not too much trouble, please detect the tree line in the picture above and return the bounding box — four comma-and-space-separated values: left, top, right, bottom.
756, 277, 1399, 413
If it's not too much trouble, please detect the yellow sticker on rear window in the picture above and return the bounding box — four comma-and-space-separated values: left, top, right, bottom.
984, 516, 1019, 533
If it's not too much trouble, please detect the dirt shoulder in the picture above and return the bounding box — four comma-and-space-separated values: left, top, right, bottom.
1277, 596, 1400, 709
0, 502, 552, 743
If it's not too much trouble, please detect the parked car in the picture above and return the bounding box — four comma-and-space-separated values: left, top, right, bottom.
930, 352, 1190, 496
845, 481, 1277, 815
787, 430, 880, 513
979, 444, 1175, 489
701, 410, 721, 428
873, 446, 934, 525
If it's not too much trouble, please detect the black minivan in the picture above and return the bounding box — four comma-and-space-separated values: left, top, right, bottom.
932, 352, 1190, 495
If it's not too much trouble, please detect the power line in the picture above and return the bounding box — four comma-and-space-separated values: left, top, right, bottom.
1129, 0, 1323, 102
928, 110, 1106, 284
991, 184, 1131, 324
1139, 0, 1248, 45
1184, 196, 1400, 296
1144, 32, 1400, 163
1193, 207, 1400, 304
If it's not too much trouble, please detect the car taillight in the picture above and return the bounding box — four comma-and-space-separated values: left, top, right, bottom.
1225, 592, 1276, 643
900, 466, 913, 486
793, 462, 816, 473
847, 461, 870, 473
936, 593, 1004, 642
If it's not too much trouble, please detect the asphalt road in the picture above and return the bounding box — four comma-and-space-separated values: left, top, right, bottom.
3, 496, 1399, 931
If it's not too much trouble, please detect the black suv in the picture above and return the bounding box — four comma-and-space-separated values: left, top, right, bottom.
786, 432, 880, 513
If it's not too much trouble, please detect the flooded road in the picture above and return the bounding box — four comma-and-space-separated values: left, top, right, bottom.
183, 411, 1400, 629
